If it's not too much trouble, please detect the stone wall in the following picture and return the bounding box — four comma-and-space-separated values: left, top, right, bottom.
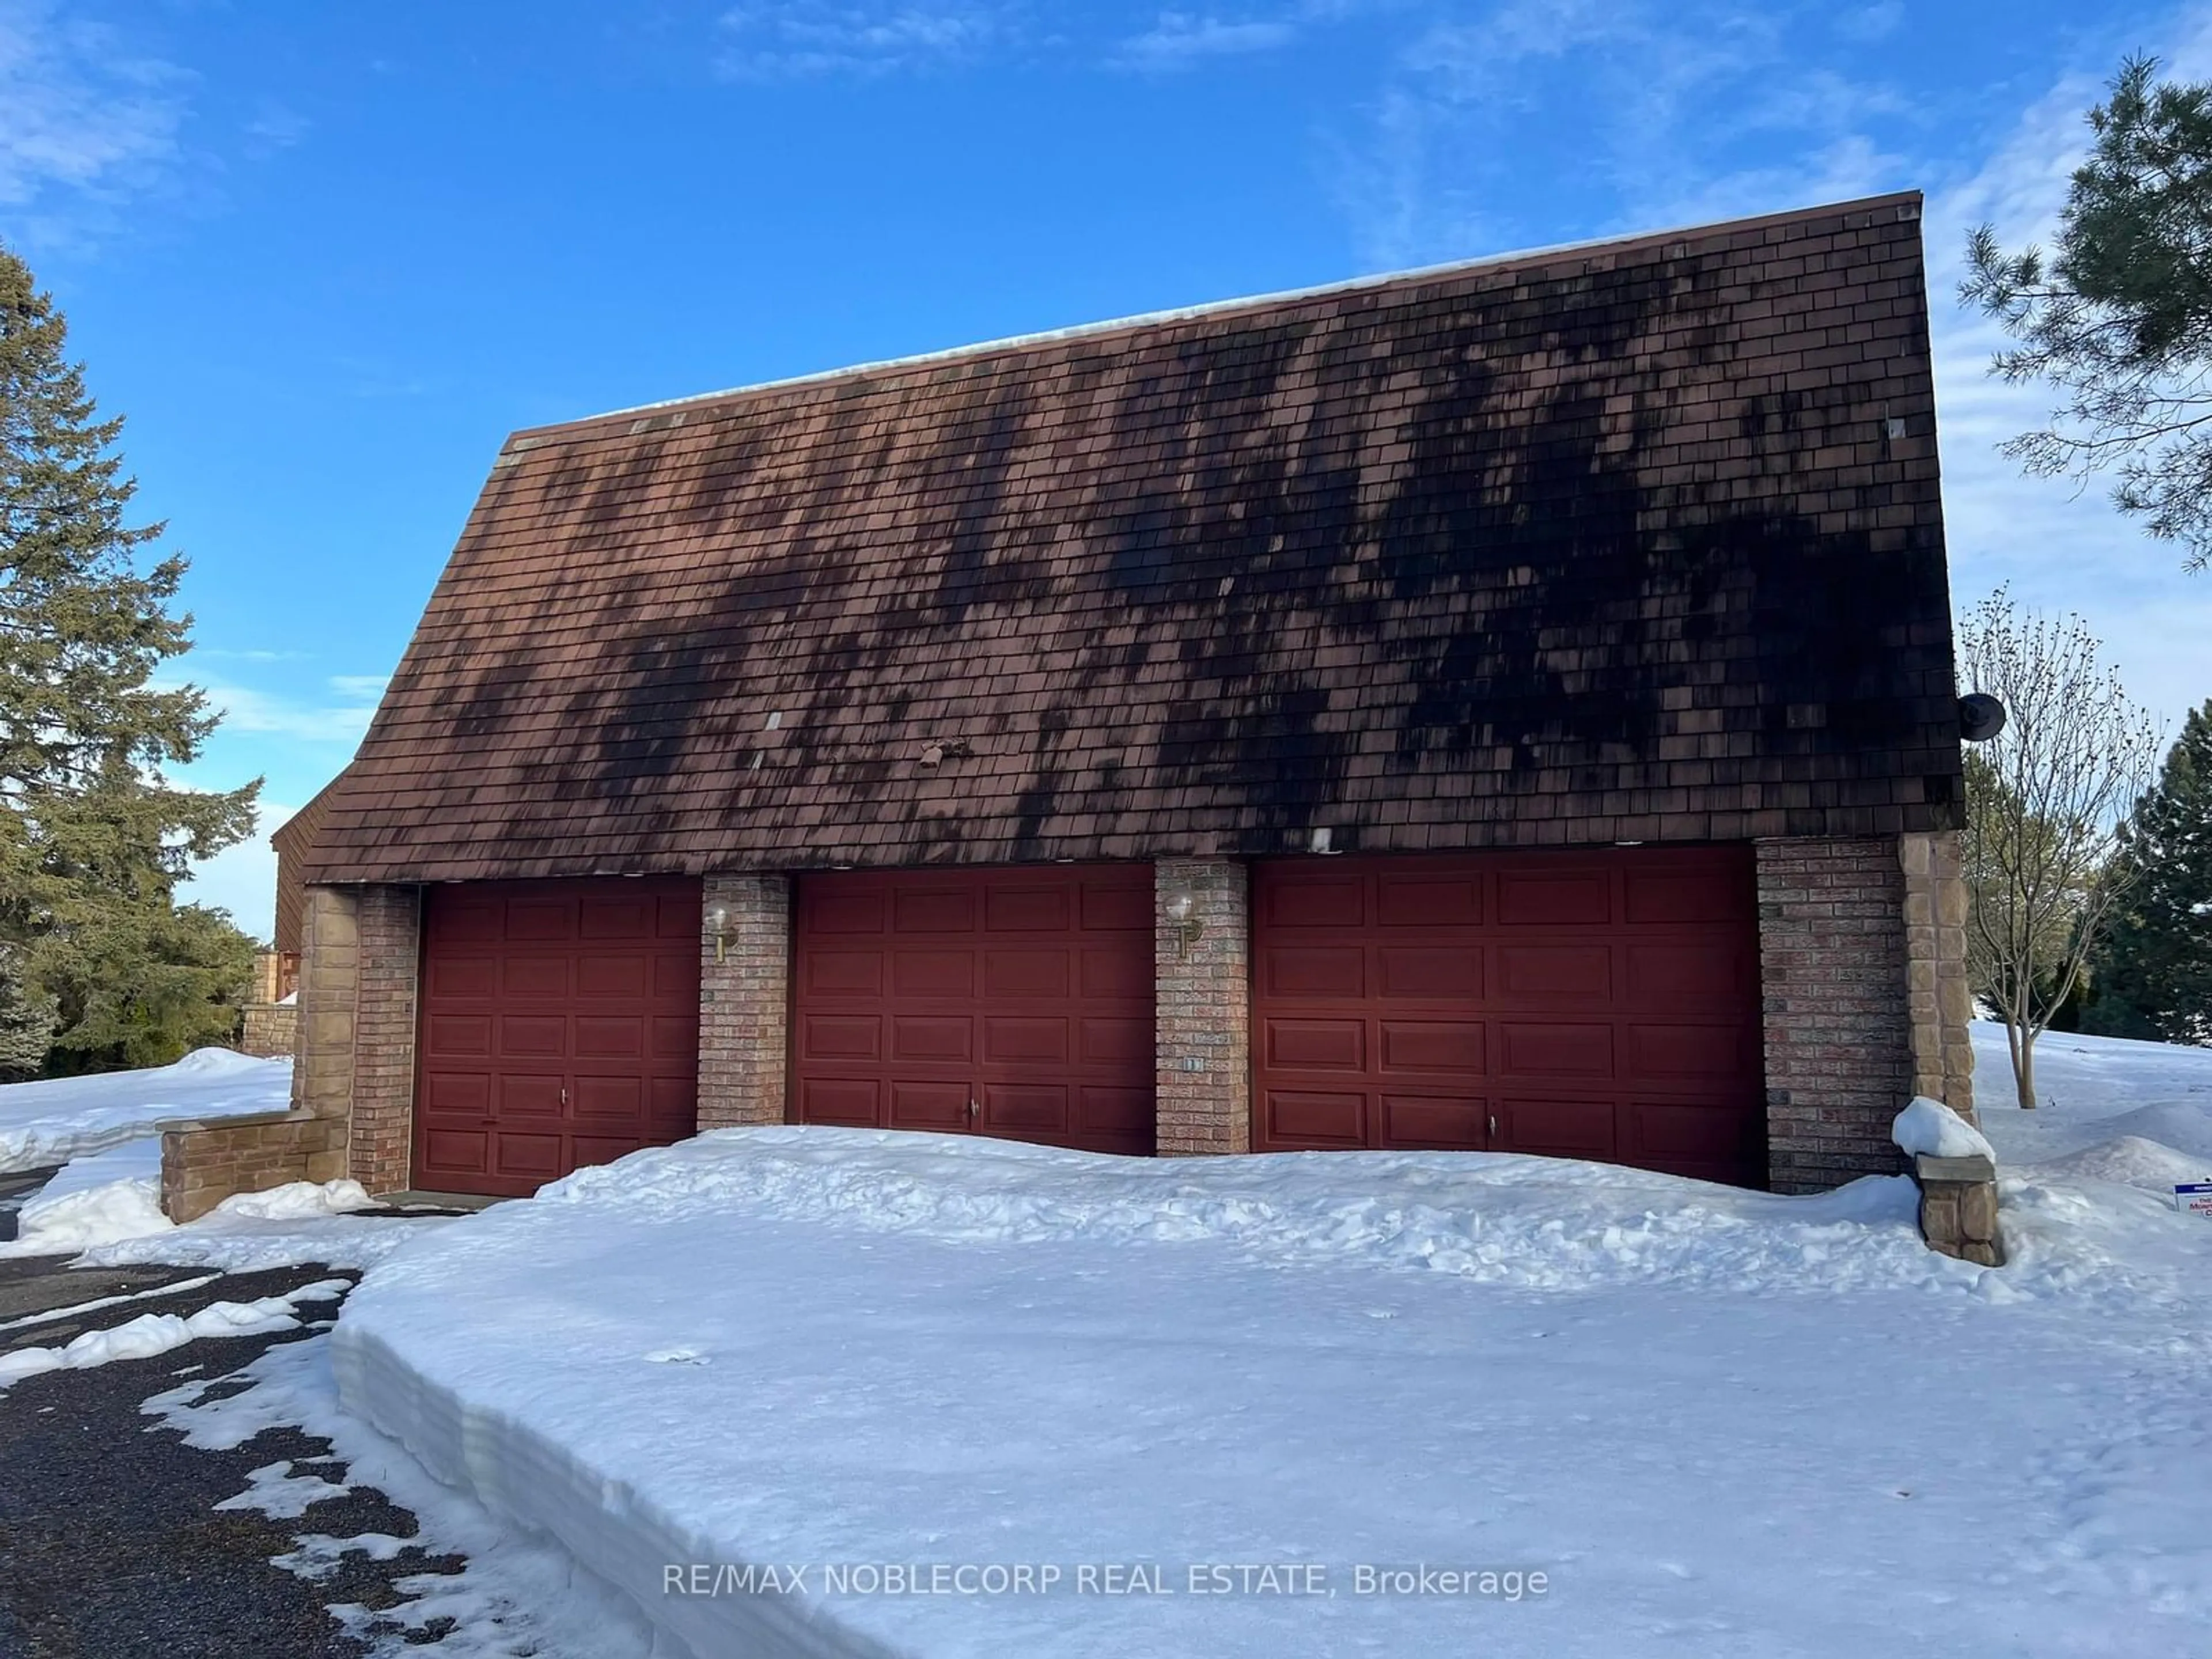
1153, 858, 1250, 1157
159, 1111, 344, 1223
239, 1001, 297, 1058
1755, 837, 1915, 1192
698, 873, 790, 1130
1900, 829, 1976, 1118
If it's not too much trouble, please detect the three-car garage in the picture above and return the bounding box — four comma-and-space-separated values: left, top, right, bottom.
408, 849, 1768, 1196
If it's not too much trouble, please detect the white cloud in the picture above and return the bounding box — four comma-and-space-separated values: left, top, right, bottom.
715, 3, 1007, 78
164, 673, 387, 745
0, 0, 188, 232
1116, 13, 1299, 71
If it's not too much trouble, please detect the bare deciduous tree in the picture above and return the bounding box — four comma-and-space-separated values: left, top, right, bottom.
1957, 590, 2161, 1107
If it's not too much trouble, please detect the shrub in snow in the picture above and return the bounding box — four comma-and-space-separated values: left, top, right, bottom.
1892, 1096, 1997, 1162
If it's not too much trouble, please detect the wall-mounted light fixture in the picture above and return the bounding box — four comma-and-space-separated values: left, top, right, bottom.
1164, 888, 1203, 958
703, 899, 733, 964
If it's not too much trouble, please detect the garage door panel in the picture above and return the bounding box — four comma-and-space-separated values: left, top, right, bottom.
495, 1074, 564, 1119
502, 956, 570, 999
1080, 882, 1151, 931
1078, 1087, 1153, 1142
983, 949, 1070, 998
1263, 945, 1365, 999
1378, 946, 1480, 999
982, 1083, 1068, 1134
498, 1015, 568, 1058
1378, 1093, 1488, 1150
574, 1016, 644, 1058
422, 1071, 489, 1116
1624, 941, 1753, 1008
575, 953, 649, 999
1624, 1021, 1755, 1082
504, 900, 574, 942
572, 1074, 644, 1123
891, 1016, 972, 1062
1078, 946, 1150, 999
425, 1013, 492, 1058
1264, 1089, 1368, 1147
1496, 869, 1612, 926
421, 1129, 488, 1179
984, 886, 1070, 931
1378, 1021, 1484, 1075
807, 950, 884, 997
893, 888, 976, 934
493, 1132, 566, 1179
578, 895, 657, 940
798, 1077, 880, 1126
1263, 874, 1365, 929
415, 878, 702, 1198
1497, 945, 1612, 1002
1081, 1017, 1150, 1066
890, 1080, 971, 1131
807, 887, 887, 934
1266, 1018, 1365, 1071
1253, 850, 1763, 1186
427, 955, 498, 999
1376, 874, 1482, 928
571, 1135, 645, 1169
893, 950, 974, 998
1497, 1096, 1618, 1161
983, 1016, 1068, 1064
650, 1014, 699, 1059
800, 1014, 881, 1061
1629, 1099, 1762, 1165
1623, 865, 1752, 925
791, 866, 1155, 1155
1498, 1021, 1616, 1079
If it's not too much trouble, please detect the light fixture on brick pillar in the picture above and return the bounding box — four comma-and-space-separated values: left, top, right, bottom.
703, 899, 733, 964
1164, 888, 1203, 958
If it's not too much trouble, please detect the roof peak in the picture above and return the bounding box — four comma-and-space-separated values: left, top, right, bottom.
510, 190, 1921, 447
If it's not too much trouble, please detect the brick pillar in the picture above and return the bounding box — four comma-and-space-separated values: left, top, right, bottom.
699, 873, 790, 1130
1154, 858, 1249, 1157
1754, 838, 1914, 1192
1899, 830, 1976, 1120
292, 884, 421, 1195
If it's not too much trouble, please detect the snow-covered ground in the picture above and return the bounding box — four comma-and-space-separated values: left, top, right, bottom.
1972, 1019, 2212, 1188
333, 1041, 2212, 1659
0, 1048, 291, 1173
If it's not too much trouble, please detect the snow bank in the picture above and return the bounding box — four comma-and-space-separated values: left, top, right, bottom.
0, 1278, 348, 1389
1891, 1096, 1996, 1161
0, 1149, 381, 1260
0, 1049, 291, 1173
334, 1127, 2212, 1658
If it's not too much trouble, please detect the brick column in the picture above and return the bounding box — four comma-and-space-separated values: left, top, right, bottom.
290, 884, 421, 1195
349, 887, 423, 1193
699, 873, 790, 1130
1754, 838, 1914, 1192
1899, 830, 1976, 1120
1154, 858, 1249, 1157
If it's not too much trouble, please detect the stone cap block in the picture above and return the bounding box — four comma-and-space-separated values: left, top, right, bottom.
1914, 1152, 1996, 1184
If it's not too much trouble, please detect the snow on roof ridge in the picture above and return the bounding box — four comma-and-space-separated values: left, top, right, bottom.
514, 191, 1919, 444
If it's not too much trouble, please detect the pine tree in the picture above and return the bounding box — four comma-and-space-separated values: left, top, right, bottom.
0, 238, 260, 1071
2086, 700, 2212, 1045
0, 944, 55, 1083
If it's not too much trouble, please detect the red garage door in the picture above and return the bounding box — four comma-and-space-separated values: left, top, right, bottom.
791, 867, 1156, 1155
414, 878, 702, 1197
1252, 849, 1765, 1186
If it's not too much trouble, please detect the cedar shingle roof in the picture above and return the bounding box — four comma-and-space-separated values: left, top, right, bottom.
305, 191, 1963, 884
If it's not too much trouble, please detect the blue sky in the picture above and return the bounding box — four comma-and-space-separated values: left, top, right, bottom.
6, 0, 2210, 938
